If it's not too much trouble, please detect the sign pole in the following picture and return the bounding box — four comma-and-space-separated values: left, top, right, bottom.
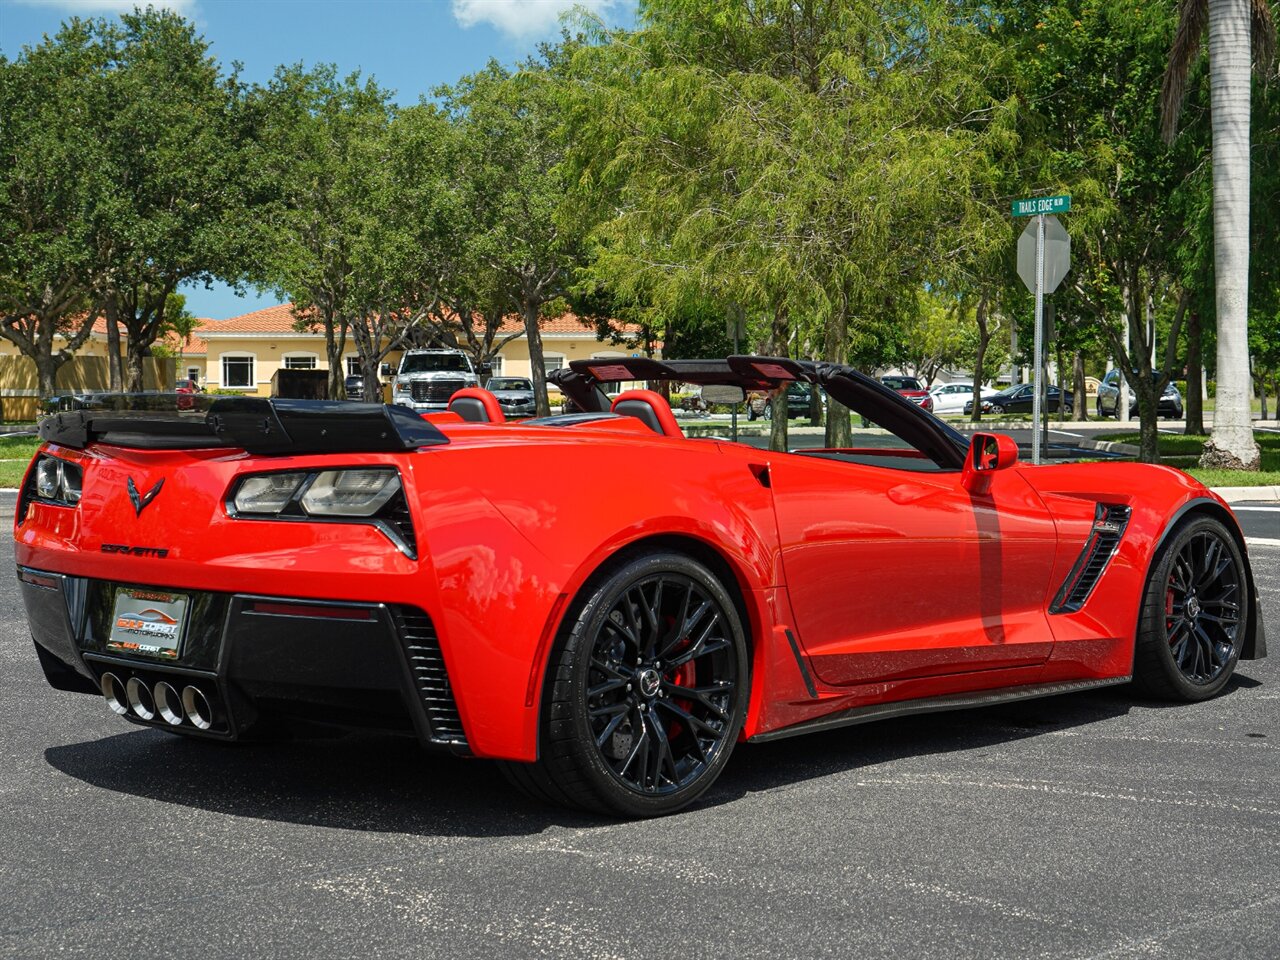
1013, 192, 1071, 466
1031, 212, 1045, 465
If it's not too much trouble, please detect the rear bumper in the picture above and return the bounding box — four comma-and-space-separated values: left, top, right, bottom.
19, 566, 469, 752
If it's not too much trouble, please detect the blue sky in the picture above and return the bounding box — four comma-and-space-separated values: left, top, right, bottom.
0, 0, 638, 319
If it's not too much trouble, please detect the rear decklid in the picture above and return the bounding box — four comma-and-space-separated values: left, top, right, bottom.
39, 394, 447, 454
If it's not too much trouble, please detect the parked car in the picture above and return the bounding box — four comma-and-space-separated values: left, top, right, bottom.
391, 349, 480, 412
746, 382, 819, 420
880, 375, 933, 414
344, 375, 364, 400
486, 377, 536, 418
173, 379, 202, 394
22, 356, 1263, 817
964, 383, 1074, 416
1096, 370, 1184, 419
928, 381, 995, 416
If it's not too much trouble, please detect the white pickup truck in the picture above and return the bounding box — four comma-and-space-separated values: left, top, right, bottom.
391, 349, 480, 412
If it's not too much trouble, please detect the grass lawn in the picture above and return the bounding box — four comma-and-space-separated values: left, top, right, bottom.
1096, 431, 1280, 487
0, 435, 40, 488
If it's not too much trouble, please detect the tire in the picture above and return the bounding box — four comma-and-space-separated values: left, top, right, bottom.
1132, 516, 1249, 702
763, 404, 772, 421
747, 407, 757, 422
991, 403, 1005, 416
1096, 398, 1103, 418
502, 550, 749, 817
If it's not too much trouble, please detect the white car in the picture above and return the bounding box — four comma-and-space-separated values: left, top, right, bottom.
928, 381, 997, 415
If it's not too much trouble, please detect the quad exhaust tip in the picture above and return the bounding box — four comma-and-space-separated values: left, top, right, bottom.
182, 685, 214, 730
154, 681, 184, 727
101, 673, 216, 731
125, 677, 156, 721
101, 673, 129, 716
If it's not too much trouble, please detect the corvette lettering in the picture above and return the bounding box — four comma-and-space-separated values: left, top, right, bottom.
101, 544, 170, 558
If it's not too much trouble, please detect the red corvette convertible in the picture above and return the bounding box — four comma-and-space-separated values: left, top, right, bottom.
18, 356, 1265, 816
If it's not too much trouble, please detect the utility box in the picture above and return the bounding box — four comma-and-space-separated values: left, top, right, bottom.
270, 368, 328, 400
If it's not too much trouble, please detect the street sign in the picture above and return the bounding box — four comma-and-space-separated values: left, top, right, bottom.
1012, 194, 1071, 217
1013, 204, 1073, 466
1017, 215, 1070, 294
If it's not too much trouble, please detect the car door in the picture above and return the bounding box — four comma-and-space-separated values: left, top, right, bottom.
770, 449, 1059, 687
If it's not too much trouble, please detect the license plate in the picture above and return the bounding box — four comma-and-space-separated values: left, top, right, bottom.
107, 587, 189, 660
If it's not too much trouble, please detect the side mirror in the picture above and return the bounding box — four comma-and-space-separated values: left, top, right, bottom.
962, 432, 1018, 494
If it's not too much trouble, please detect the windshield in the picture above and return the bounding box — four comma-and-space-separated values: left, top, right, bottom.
881, 377, 923, 391
488, 378, 531, 391
399, 353, 471, 374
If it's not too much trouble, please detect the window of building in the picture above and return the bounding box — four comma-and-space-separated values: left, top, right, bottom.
543, 354, 565, 373
486, 355, 503, 377
221, 354, 255, 389
186, 367, 200, 383
283, 353, 318, 370
345, 356, 361, 377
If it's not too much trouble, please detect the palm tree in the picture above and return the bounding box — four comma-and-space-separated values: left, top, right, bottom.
1162, 0, 1275, 470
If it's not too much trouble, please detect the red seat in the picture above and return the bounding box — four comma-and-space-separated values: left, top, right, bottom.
448, 387, 506, 424
610, 389, 682, 438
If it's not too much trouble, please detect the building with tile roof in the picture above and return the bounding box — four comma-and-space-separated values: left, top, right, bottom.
193, 303, 653, 395
0, 302, 652, 414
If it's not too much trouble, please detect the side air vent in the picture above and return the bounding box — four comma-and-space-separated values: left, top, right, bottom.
1050, 504, 1132, 614
394, 606, 467, 748
379, 490, 418, 560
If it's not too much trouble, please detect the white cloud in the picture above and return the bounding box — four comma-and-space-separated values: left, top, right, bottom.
451, 0, 620, 39
13, 0, 197, 14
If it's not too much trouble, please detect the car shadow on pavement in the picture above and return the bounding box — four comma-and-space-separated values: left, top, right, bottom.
43, 676, 1260, 830
714, 686, 1152, 805
713, 672, 1263, 805
43, 728, 601, 838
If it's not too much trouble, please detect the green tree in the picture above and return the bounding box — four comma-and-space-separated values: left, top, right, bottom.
68, 10, 267, 392
1162, 0, 1276, 469
440, 60, 584, 418
0, 23, 104, 397
1000, 0, 1203, 462
567, 0, 1020, 449
255, 65, 393, 399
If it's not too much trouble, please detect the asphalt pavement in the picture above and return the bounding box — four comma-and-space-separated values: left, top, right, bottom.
2, 497, 1278, 959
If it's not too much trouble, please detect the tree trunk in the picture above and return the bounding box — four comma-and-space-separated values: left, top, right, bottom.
822, 297, 850, 447
1073, 350, 1086, 423
971, 295, 990, 424
324, 310, 347, 401
35, 355, 59, 401
1056, 345, 1067, 422
105, 302, 123, 392
522, 297, 551, 418
769, 302, 789, 453
361, 353, 382, 404
1185, 309, 1205, 434
1203, 0, 1261, 469
125, 338, 148, 394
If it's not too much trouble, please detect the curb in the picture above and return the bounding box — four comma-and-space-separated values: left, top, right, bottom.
1210, 486, 1280, 503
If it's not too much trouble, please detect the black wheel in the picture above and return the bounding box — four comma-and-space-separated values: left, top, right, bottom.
1096, 398, 1103, 418
991, 403, 1005, 416
747, 407, 757, 421
504, 551, 749, 817
763, 404, 772, 421
1132, 516, 1248, 701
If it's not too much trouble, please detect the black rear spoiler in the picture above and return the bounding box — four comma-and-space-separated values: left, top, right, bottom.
39, 394, 448, 454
